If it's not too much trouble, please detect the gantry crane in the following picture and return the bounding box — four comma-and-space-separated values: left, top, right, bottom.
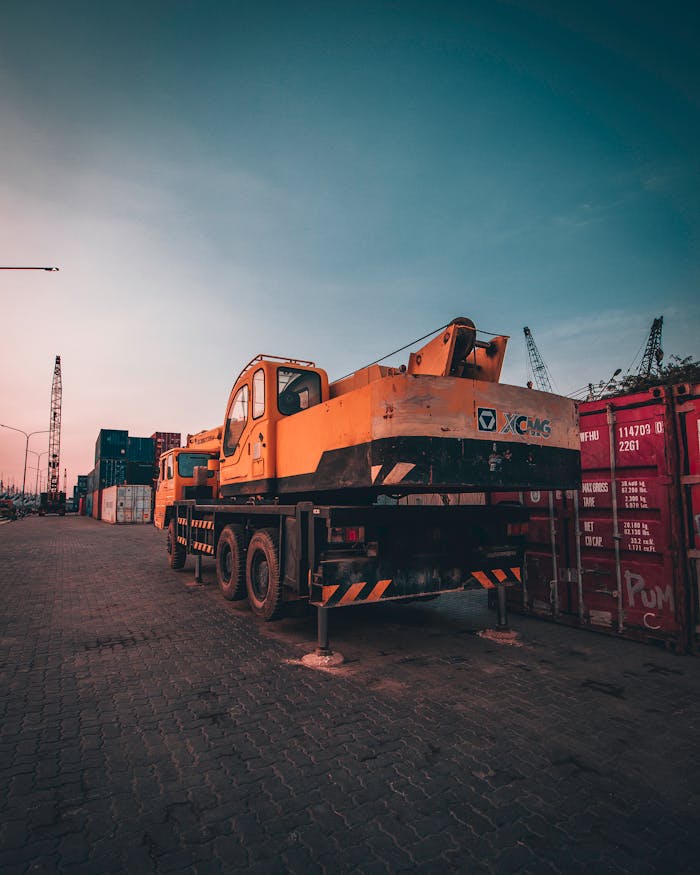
39, 356, 66, 516
523, 326, 554, 393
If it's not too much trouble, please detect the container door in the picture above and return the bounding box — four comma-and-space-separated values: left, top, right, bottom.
119, 486, 129, 523
675, 384, 700, 646
518, 490, 573, 616
577, 391, 684, 644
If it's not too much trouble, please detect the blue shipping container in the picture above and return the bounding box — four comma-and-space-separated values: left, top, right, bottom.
128, 436, 156, 464
126, 461, 156, 485
95, 458, 128, 488
95, 429, 128, 463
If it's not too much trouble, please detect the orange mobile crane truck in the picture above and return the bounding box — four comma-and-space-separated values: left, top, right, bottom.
155, 317, 580, 648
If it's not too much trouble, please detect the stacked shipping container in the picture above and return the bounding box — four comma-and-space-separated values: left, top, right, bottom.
152, 432, 181, 462
499, 382, 699, 652
101, 485, 152, 524
95, 429, 128, 463
126, 436, 156, 486
73, 474, 89, 515
86, 428, 159, 522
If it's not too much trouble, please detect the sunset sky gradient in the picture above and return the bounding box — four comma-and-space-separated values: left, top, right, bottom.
1, 0, 698, 490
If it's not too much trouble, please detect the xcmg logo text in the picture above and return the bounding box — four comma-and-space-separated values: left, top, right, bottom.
477, 407, 552, 438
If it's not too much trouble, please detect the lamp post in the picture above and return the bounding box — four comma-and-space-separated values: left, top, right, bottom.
29, 450, 49, 505
0, 424, 50, 499
0, 266, 59, 271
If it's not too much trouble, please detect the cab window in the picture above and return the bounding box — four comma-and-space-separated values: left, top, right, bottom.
177, 453, 213, 477
278, 368, 321, 416
252, 368, 265, 419
224, 384, 249, 455
166, 455, 174, 480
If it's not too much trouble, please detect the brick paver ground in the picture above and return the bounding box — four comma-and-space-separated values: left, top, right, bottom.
1, 516, 699, 873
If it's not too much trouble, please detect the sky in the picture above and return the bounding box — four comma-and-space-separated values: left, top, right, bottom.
1, 0, 698, 492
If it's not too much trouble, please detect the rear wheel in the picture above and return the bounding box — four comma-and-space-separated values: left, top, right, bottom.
216, 524, 247, 601
167, 518, 186, 569
246, 528, 283, 620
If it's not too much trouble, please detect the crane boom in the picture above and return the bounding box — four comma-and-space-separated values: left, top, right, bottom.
523, 326, 554, 393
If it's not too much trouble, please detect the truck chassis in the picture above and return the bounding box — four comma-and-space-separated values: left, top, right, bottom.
171, 499, 527, 646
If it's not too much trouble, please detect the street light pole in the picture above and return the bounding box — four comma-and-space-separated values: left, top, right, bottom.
0, 424, 50, 500
0, 266, 59, 271
29, 450, 48, 504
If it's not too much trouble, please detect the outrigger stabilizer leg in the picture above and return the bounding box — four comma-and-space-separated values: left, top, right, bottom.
317, 606, 331, 656
496, 582, 509, 630
302, 606, 344, 668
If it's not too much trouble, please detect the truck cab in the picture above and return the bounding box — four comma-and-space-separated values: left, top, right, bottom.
154, 447, 218, 530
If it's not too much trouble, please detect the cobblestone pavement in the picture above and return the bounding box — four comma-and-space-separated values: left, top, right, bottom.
1, 516, 699, 874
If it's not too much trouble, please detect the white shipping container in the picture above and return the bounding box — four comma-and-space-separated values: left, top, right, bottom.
101, 485, 153, 524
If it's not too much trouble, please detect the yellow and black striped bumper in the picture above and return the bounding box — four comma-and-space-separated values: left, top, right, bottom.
470, 567, 522, 589
176, 516, 215, 554
311, 565, 522, 607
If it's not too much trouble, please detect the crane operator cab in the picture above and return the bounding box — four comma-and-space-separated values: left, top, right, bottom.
218, 356, 329, 498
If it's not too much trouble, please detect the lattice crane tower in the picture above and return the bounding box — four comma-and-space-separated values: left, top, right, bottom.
639, 316, 664, 377
523, 326, 554, 393
47, 355, 62, 495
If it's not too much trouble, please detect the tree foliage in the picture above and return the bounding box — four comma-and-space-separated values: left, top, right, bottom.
606, 355, 700, 397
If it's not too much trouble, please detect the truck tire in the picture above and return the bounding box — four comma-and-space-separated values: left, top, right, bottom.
245, 528, 283, 620
216, 524, 247, 601
167, 519, 186, 570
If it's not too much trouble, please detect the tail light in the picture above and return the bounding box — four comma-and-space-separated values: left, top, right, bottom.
329, 526, 365, 544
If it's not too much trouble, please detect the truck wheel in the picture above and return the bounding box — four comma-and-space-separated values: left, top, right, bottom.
246, 528, 283, 620
167, 519, 186, 569
216, 524, 247, 601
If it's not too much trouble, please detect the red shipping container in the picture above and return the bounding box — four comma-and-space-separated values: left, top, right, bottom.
493, 489, 576, 617
574, 385, 688, 647
151, 432, 181, 462
91, 488, 102, 520
674, 384, 700, 643
505, 383, 699, 652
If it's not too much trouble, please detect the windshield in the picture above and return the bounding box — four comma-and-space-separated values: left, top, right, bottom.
177, 453, 213, 478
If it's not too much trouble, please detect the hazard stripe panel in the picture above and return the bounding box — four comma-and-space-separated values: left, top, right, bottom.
191, 520, 214, 529
321, 578, 395, 607
471, 567, 522, 589
472, 571, 495, 589
321, 585, 340, 604
193, 541, 215, 555
338, 582, 367, 606
366, 579, 392, 602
